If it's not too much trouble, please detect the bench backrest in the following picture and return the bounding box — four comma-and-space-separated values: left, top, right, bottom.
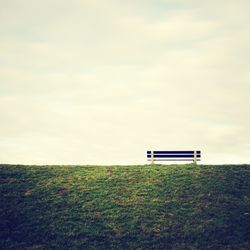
147, 150, 201, 164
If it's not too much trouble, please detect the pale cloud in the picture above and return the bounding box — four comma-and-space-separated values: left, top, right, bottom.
0, 0, 249, 165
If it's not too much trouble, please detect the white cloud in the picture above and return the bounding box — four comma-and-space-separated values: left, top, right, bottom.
0, 0, 249, 164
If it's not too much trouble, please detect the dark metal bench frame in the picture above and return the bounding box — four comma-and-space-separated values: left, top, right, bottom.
147, 150, 201, 164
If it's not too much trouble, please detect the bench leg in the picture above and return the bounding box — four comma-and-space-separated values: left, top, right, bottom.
193, 150, 197, 164
151, 150, 154, 165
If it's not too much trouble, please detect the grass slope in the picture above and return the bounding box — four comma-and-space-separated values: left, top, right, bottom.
0, 164, 250, 250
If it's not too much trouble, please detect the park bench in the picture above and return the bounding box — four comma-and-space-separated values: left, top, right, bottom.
147, 150, 201, 164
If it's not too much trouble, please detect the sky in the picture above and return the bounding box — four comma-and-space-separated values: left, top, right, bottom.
0, 0, 250, 165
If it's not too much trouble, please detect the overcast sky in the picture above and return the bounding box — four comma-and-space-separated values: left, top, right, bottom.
0, 0, 250, 165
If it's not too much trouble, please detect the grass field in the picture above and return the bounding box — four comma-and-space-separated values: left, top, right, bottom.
0, 164, 250, 249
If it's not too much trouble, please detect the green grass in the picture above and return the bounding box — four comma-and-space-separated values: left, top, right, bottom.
0, 164, 250, 249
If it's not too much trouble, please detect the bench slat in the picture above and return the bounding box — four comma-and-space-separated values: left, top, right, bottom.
147, 154, 200, 158
147, 159, 201, 161
147, 150, 200, 154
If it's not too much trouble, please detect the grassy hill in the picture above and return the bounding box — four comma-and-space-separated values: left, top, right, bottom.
0, 164, 249, 249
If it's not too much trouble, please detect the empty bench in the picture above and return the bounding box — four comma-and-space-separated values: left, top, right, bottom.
147, 150, 201, 164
